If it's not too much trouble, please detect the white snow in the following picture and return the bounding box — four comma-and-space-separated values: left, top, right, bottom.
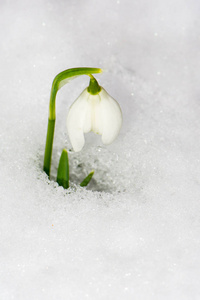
0, 0, 200, 299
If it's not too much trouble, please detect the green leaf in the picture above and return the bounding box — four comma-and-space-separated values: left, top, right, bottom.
57, 149, 69, 189
80, 170, 94, 187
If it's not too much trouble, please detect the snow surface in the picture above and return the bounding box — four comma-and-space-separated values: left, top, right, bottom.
1, 0, 200, 299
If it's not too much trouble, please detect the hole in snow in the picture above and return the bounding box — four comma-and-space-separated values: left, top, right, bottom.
38, 145, 133, 194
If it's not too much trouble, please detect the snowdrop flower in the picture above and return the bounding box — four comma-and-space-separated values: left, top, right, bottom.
67, 76, 122, 152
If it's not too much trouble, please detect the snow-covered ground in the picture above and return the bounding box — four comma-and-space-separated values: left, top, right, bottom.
1, 0, 200, 299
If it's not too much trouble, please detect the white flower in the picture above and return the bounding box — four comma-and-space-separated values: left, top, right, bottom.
66, 87, 122, 152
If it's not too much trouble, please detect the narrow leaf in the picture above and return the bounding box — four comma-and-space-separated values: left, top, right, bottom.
80, 170, 94, 187
57, 149, 69, 189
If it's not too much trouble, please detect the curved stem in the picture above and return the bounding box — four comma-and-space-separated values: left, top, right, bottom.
43, 67, 102, 177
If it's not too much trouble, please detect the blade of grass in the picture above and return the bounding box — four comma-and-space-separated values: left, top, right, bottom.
57, 149, 69, 189
80, 170, 94, 187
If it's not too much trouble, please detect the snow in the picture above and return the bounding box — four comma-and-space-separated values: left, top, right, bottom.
0, 0, 200, 299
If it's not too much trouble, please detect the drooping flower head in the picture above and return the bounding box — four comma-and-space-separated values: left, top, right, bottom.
66, 76, 122, 152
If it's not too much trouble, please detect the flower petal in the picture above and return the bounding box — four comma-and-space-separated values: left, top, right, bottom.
100, 88, 122, 145
87, 93, 103, 135
66, 88, 91, 152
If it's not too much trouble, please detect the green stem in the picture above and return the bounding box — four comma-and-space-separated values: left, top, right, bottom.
43, 119, 55, 176
43, 67, 102, 177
